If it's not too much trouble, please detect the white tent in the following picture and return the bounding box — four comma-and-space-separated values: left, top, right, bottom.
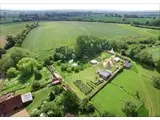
72, 63, 78, 66
114, 57, 120, 62
90, 60, 98, 64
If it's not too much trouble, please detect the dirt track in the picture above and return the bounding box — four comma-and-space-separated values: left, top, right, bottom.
11, 108, 29, 117
0, 36, 7, 47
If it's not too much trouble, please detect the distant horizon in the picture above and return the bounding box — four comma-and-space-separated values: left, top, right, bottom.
1, 9, 160, 12
1, 4, 159, 11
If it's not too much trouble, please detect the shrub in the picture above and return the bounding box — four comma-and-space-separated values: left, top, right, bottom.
34, 70, 42, 80
61, 64, 68, 71
49, 91, 55, 101
7, 67, 19, 78
153, 77, 160, 89
101, 111, 115, 117
31, 81, 41, 91
67, 67, 72, 73
56, 60, 61, 66
122, 101, 137, 117
31, 109, 40, 117
44, 57, 52, 66
53, 86, 63, 95
74, 67, 80, 73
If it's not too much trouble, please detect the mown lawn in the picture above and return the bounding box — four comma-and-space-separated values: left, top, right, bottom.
26, 87, 54, 114
91, 83, 143, 116
65, 65, 98, 99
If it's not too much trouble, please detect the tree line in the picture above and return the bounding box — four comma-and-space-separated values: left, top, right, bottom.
52, 35, 160, 70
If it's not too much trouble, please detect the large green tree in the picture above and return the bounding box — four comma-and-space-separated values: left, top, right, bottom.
0, 47, 30, 73
17, 57, 42, 77
40, 102, 62, 117
122, 101, 137, 117
62, 90, 80, 114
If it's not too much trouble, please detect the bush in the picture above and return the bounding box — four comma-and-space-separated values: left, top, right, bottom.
122, 101, 137, 117
101, 111, 115, 117
31, 81, 41, 91
53, 86, 63, 95
67, 67, 72, 73
74, 66, 80, 73
40, 102, 62, 116
44, 57, 52, 66
7, 67, 19, 78
49, 91, 55, 101
34, 70, 42, 80
56, 60, 61, 66
61, 64, 68, 71
31, 109, 40, 117
153, 77, 160, 89
121, 49, 126, 56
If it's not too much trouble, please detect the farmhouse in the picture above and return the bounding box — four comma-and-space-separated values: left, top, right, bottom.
0, 92, 33, 116
97, 70, 111, 80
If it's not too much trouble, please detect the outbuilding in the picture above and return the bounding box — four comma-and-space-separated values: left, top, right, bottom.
124, 61, 132, 69
97, 70, 111, 80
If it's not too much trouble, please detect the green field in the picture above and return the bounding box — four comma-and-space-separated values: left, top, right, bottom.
72, 15, 154, 24
0, 22, 34, 47
91, 61, 160, 116
0, 22, 33, 36
26, 86, 54, 114
22, 21, 159, 59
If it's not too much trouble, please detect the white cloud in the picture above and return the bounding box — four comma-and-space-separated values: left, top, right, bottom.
1, 3, 159, 11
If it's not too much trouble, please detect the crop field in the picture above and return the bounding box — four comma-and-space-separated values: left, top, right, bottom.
0, 22, 34, 36
0, 22, 34, 47
91, 61, 160, 116
22, 21, 160, 59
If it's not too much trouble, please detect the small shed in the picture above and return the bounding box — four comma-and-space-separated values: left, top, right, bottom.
124, 61, 132, 69
97, 70, 111, 80
53, 72, 61, 79
21, 92, 33, 103
52, 79, 61, 85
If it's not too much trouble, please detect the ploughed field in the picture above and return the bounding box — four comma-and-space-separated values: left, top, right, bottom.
22, 21, 159, 59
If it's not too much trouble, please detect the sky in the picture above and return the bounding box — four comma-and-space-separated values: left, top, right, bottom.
1, 4, 160, 11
